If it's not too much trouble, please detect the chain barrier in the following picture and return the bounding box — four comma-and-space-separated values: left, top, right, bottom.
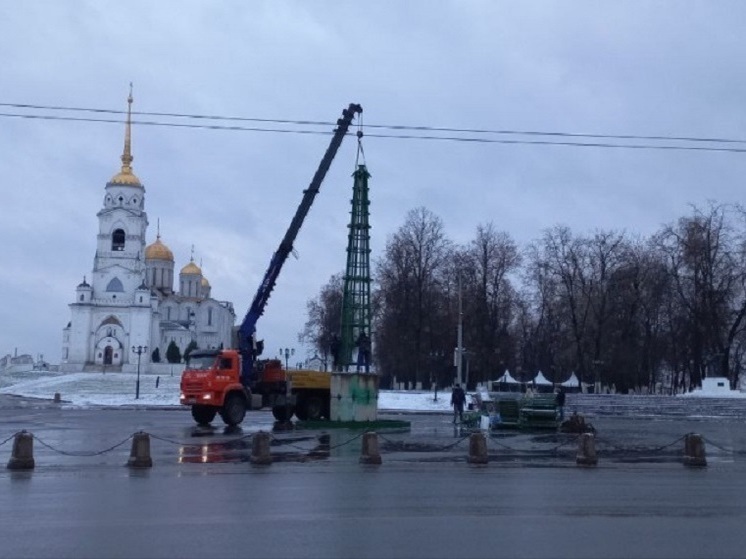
594, 434, 687, 454
269, 434, 322, 452
148, 433, 188, 446
327, 432, 364, 451
484, 433, 580, 453
548, 434, 582, 452
439, 434, 472, 451
150, 431, 255, 447
701, 436, 746, 456
378, 432, 471, 452
485, 436, 520, 452
0, 432, 20, 448
33, 434, 134, 457
8, 429, 746, 462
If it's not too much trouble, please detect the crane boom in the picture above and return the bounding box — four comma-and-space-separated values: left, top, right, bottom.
238, 103, 362, 384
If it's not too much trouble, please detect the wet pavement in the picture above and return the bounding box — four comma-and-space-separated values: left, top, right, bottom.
2, 395, 746, 558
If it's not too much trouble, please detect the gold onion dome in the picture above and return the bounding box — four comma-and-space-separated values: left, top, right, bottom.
145, 236, 174, 261
181, 261, 202, 275
110, 168, 142, 186
201, 277, 210, 287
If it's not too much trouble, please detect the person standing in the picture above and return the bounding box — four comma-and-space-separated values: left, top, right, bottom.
355, 330, 371, 373
451, 383, 466, 424
330, 334, 341, 371
556, 386, 566, 422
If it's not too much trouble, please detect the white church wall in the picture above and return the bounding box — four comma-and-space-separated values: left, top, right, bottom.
62, 95, 236, 372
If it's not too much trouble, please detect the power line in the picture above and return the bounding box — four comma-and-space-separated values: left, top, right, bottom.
3, 104, 746, 154
3, 100, 746, 146
0, 102, 335, 127
0, 112, 333, 136
362, 132, 746, 153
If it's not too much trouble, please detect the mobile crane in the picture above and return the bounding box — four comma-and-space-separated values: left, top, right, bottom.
179, 103, 362, 426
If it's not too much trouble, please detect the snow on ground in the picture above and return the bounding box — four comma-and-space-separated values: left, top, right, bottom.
0, 369, 454, 411
678, 387, 746, 398
1, 369, 744, 410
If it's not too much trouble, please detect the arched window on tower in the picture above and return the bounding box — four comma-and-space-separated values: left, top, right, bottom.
111, 229, 125, 251
106, 278, 124, 292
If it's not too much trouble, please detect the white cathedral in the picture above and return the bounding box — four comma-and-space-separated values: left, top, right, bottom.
61, 92, 235, 373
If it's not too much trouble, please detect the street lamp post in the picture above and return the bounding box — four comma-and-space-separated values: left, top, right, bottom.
430, 350, 444, 402
279, 347, 295, 370
132, 345, 148, 400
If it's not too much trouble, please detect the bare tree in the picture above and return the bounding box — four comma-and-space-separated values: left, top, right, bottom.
656, 203, 746, 389
457, 223, 520, 385
300, 273, 343, 369
374, 207, 452, 388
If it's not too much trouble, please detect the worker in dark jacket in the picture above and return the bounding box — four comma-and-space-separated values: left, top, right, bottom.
556, 386, 566, 421
356, 331, 371, 373
451, 383, 466, 424
330, 335, 341, 371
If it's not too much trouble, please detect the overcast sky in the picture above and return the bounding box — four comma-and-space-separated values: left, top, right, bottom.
2, 1, 746, 364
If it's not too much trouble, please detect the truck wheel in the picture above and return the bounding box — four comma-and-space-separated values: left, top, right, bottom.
220, 394, 246, 426
304, 396, 325, 420
294, 399, 309, 421
191, 405, 217, 425
272, 404, 294, 421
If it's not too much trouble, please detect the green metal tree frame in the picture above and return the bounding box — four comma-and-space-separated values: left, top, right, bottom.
339, 164, 372, 370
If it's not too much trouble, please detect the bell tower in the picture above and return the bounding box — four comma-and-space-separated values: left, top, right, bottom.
91, 84, 149, 301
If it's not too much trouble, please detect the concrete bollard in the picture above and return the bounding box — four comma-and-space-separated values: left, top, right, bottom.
7, 431, 35, 470
250, 431, 272, 466
359, 432, 382, 465
576, 433, 598, 467
127, 431, 153, 468
53, 393, 61, 403
467, 432, 488, 465
683, 433, 707, 467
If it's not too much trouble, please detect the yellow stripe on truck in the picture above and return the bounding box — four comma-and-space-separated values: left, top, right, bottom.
288, 370, 331, 390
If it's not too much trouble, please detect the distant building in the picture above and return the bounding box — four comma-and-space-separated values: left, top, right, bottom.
0, 352, 41, 374
61, 91, 235, 372
304, 353, 326, 371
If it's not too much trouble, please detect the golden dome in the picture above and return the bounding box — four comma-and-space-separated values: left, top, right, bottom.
109, 168, 142, 186
201, 277, 210, 287
180, 261, 202, 275
145, 237, 174, 261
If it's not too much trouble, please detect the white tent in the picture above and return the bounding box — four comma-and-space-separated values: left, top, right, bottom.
561, 372, 579, 387
490, 369, 522, 391
533, 371, 552, 386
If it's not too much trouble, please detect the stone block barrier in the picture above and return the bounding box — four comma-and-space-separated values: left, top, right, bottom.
7, 431, 35, 470
0, 427, 738, 471
467, 432, 488, 465
360, 432, 382, 465
683, 433, 707, 467
127, 432, 153, 468
576, 433, 598, 467
250, 431, 272, 466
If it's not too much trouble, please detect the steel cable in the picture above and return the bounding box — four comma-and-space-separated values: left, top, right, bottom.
0, 432, 20, 447
33, 434, 134, 457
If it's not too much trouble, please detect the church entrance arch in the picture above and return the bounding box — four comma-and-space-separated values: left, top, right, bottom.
94, 316, 124, 367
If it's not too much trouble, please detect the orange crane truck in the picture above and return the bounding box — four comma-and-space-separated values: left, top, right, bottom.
179, 103, 362, 426
181, 349, 331, 423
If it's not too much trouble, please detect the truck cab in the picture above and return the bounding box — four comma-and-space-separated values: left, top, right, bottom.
180, 349, 249, 426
